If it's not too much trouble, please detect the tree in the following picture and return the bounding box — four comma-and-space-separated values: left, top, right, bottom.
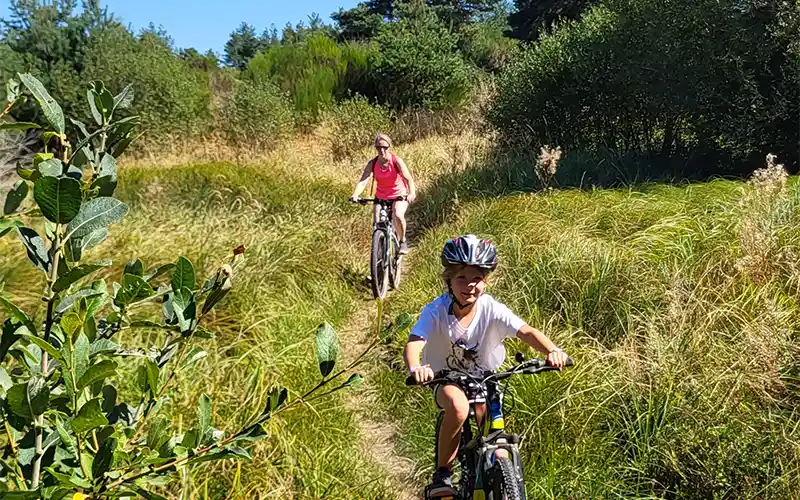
370, 1, 470, 109
223, 22, 263, 70
332, 4, 385, 40
507, 0, 599, 41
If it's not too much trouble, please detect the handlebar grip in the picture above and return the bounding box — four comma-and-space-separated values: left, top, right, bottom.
405, 375, 417, 386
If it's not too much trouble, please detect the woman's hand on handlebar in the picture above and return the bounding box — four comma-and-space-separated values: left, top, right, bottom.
349, 195, 360, 203
410, 364, 434, 384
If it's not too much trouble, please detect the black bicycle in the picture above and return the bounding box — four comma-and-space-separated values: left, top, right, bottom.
352, 197, 403, 299
406, 354, 574, 500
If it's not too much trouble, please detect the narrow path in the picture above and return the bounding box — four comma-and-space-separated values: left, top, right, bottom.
340, 295, 420, 500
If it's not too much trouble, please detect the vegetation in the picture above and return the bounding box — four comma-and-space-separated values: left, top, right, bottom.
373, 150, 800, 498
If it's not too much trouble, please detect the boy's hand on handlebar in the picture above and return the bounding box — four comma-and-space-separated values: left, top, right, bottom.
410, 364, 434, 384
546, 349, 570, 369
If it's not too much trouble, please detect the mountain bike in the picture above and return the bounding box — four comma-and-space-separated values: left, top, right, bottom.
406, 354, 574, 500
352, 197, 403, 299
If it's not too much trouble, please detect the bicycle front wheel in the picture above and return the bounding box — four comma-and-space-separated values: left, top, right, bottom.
389, 234, 402, 290
487, 457, 523, 500
370, 229, 389, 299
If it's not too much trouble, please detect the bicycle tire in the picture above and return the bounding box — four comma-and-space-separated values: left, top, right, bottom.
370, 229, 389, 299
487, 457, 523, 500
389, 234, 402, 290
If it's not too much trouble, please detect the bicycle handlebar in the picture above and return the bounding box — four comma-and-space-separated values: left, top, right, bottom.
404, 354, 574, 387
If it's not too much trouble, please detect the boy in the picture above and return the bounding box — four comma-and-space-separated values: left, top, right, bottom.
404, 234, 570, 497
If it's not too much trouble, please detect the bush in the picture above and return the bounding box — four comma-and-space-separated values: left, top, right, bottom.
83, 26, 214, 140
489, 0, 799, 172
218, 79, 294, 151
322, 95, 391, 160
369, 2, 471, 110
246, 33, 373, 122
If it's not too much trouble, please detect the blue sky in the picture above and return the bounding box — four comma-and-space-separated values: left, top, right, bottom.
0, 0, 360, 54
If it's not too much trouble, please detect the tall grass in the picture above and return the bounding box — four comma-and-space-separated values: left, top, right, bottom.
0, 159, 395, 498
374, 155, 800, 498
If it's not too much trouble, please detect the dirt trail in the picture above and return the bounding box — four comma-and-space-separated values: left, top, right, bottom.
340, 292, 420, 500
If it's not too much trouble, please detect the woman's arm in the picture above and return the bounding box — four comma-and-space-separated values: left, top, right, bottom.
395, 157, 417, 203
516, 324, 569, 368
351, 161, 373, 200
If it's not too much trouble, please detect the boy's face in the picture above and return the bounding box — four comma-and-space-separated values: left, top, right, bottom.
450, 266, 487, 306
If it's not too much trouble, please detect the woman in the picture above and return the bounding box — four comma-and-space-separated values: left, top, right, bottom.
350, 133, 417, 254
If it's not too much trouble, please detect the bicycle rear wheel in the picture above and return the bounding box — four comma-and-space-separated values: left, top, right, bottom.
487, 458, 523, 500
370, 229, 389, 299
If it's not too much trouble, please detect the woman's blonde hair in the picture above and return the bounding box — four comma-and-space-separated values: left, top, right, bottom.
375, 133, 392, 148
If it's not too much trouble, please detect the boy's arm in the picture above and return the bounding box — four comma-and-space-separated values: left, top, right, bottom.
516, 324, 570, 368
404, 335, 434, 383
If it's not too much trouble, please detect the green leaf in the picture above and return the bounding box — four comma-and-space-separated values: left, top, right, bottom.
6, 77, 21, 102
115, 273, 153, 308
1, 319, 23, 362
27, 374, 50, 416
77, 360, 117, 390
146, 359, 160, 399
90, 339, 120, 357
18, 73, 65, 134
172, 287, 196, 333
146, 415, 170, 452
187, 446, 251, 465
16, 226, 51, 273
65, 227, 108, 262
71, 398, 108, 433
16, 163, 38, 181
4, 180, 28, 214
182, 347, 207, 369
0, 218, 23, 239
0, 121, 40, 131
0, 297, 36, 334
72, 145, 94, 167
124, 258, 143, 277
92, 153, 117, 197
201, 269, 232, 315
74, 333, 90, 381
113, 83, 135, 110
198, 394, 212, 444
55, 289, 103, 315
144, 263, 175, 282
92, 437, 117, 479
3, 491, 42, 499
33, 152, 53, 167
22, 334, 63, 363
0, 366, 12, 393
55, 417, 76, 453
87, 88, 103, 126
263, 386, 288, 417
315, 322, 339, 377
37, 158, 63, 177
65, 196, 129, 242
53, 260, 111, 293
343, 373, 364, 388
34, 176, 82, 223
171, 256, 196, 292
7, 382, 32, 419
181, 428, 198, 449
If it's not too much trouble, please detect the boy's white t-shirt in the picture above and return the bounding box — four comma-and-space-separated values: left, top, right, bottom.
410, 293, 527, 373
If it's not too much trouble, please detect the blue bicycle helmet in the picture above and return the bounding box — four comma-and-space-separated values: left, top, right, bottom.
440, 234, 498, 271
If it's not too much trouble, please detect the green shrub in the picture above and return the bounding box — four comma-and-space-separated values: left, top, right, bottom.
323, 95, 392, 160
218, 79, 294, 150
489, 0, 798, 170
83, 26, 214, 140
370, 2, 471, 110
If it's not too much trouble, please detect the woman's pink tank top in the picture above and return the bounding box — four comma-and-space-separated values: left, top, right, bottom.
373, 154, 407, 199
